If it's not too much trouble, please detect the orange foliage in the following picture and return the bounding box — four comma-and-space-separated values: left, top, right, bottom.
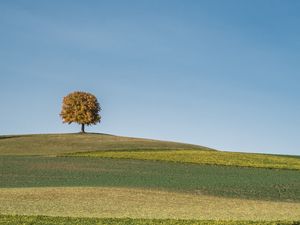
60, 91, 101, 130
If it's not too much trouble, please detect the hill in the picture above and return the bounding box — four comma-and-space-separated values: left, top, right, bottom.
0, 133, 208, 156
0, 133, 299, 170
0, 133, 300, 222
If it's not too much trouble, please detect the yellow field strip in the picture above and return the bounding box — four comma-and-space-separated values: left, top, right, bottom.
70, 150, 300, 170
0, 187, 299, 220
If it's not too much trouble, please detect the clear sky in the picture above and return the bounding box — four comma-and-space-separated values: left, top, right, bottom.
1, 0, 299, 155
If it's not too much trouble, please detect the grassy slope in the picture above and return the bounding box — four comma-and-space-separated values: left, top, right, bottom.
1, 133, 300, 221
1, 156, 299, 202
69, 149, 300, 170
0, 215, 298, 225
0, 133, 207, 156
0, 187, 300, 220
0, 133, 299, 170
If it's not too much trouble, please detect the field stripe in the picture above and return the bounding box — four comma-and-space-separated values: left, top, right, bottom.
1, 156, 299, 202
68, 150, 300, 170
0, 187, 299, 220
0, 215, 298, 225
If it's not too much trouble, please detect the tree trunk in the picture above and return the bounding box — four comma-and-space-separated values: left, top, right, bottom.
81, 124, 85, 133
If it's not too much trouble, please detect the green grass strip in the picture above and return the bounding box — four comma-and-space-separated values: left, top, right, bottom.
0, 133, 207, 156
68, 149, 300, 170
0, 215, 299, 225
1, 156, 300, 202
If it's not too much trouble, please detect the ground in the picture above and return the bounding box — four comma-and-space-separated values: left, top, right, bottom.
0, 133, 299, 224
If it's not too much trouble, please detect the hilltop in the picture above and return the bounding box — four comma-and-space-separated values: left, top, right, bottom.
0, 133, 209, 156
0, 133, 299, 170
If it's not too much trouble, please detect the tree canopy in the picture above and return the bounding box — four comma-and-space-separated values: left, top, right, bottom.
60, 91, 101, 133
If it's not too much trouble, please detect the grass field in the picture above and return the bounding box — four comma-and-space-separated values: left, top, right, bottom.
0, 187, 299, 220
0, 133, 207, 156
1, 215, 298, 225
1, 156, 299, 202
68, 149, 300, 170
1, 133, 299, 170
0, 133, 299, 223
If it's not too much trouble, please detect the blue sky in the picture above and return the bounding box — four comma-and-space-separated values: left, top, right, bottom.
1, 0, 300, 155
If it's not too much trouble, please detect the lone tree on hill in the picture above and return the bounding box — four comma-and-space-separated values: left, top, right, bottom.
60, 91, 101, 133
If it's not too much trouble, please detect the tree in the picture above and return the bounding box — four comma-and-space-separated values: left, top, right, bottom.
60, 91, 101, 133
